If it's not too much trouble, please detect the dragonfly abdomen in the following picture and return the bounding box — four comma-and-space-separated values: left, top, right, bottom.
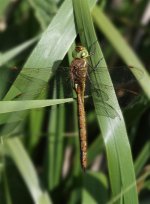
70, 57, 88, 170
76, 85, 87, 170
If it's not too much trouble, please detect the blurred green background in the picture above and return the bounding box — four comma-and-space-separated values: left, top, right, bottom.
0, 0, 150, 203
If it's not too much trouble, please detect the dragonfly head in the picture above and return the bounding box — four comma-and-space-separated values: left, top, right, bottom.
72, 46, 89, 59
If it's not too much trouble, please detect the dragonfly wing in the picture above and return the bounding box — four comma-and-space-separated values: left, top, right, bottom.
21, 68, 53, 81
89, 65, 144, 84
88, 65, 143, 106
8, 67, 72, 99
88, 40, 98, 55
90, 86, 109, 101
89, 81, 115, 101
94, 101, 120, 119
13, 73, 49, 99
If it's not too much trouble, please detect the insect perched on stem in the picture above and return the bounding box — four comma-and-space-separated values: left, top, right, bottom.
2, 42, 142, 171
70, 45, 90, 171
69, 45, 142, 171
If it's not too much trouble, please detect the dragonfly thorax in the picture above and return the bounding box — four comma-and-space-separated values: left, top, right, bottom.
70, 58, 88, 92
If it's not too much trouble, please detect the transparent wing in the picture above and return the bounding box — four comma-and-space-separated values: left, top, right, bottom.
89, 65, 144, 84
95, 101, 120, 119
2, 66, 73, 99
1, 64, 143, 118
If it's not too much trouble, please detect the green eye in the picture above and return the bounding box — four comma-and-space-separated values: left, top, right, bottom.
81, 52, 86, 57
72, 46, 89, 58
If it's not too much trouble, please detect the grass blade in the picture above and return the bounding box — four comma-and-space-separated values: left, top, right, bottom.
92, 6, 150, 99
5, 137, 52, 204
73, 0, 139, 203
134, 141, 150, 176
0, 99, 73, 113
0, 36, 39, 67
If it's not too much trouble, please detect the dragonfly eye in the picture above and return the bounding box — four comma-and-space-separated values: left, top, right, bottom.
81, 52, 86, 57
72, 46, 89, 58
81, 50, 89, 58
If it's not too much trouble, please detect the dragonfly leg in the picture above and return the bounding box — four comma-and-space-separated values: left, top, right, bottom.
93, 57, 103, 71
86, 72, 102, 97
88, 57, 103, 75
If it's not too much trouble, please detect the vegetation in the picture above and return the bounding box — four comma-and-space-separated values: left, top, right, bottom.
0, 0, 150, 203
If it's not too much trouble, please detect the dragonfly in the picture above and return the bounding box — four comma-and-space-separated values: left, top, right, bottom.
68, 45, 142, 170
70, 45, 90, 171
1, 44, 143, 171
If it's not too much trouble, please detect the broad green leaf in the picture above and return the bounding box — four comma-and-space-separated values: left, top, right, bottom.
0, 98, 73, 113
88, 135, 104, 166
73, 0, 138, 203
108, 169, 150, 204
0, 0, 97, 133
4, 0, 97, 101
